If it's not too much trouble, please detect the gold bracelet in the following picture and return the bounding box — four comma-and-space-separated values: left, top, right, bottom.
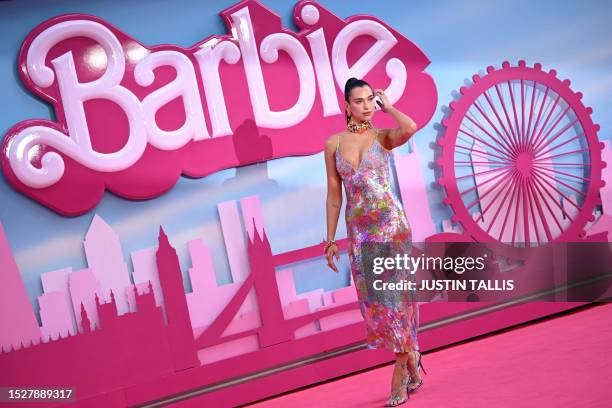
324, 240, 337, 253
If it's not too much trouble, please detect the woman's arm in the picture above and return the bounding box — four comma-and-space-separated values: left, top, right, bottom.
374, 89, 418, 150
324, 135, 342, 272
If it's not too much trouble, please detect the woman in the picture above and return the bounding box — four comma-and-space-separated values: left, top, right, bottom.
324, 78, 426, 406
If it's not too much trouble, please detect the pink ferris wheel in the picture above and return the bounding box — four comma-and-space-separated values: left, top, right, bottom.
436, 60, 606, 245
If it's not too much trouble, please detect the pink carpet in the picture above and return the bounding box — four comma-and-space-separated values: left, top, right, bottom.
246, 302, 612, 408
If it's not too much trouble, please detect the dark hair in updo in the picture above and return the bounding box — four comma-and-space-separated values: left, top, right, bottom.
344, 77, 372, 124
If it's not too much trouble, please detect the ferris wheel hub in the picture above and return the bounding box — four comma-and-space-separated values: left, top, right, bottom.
516, 152, 534, 178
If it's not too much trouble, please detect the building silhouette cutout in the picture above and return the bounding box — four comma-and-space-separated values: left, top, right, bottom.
0, 228, 199, 403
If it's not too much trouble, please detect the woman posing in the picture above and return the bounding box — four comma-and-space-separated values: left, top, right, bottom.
324, 78, 426, 406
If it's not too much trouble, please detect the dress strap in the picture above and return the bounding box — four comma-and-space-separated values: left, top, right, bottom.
336, 134, 340, 152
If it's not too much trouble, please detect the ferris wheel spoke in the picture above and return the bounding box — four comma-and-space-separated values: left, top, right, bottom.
530, 95, 563, 151
530, 90, 557, 146
520, 176, 531, 243
481, 89, 520, 155
526, 178, 551, 242
520, 79, 526, 149
464, 113, 518, 158
532, 165, 591, 183
455, 150, 495, 161
533, 163, 590, 168
458, 166, 510, 196
526, 86, 551, 151
525, 176, 542, 245
532, 105, 573, 154
531, 172, 576, 225
455, 144, 513, 161
499, 170, 523, 245
527, 177, 558, 240
533, 174, 563, 234
458, 128, 515, 160
531, 111, 571, 157
496, 168, 522, 241
481, 168, 519, 232
476, 168, 517, 225
456, 160, 515, 165
535, 167, 586, 197
510, 173, 524, 244
472, 97, 518, 156
534, 118, 584, 155
532, 170, 581, 214
483, 88, 520, 156
466, 167, 515, 212
525, 80, 538, 149
493, 83, 521, 154
536, 133, 584, 161
455, 164, 515, 181
533, 148, 591, 162
507, 80, 523, 153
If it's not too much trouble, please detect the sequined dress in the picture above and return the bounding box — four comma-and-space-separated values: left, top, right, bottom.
335, 130, 419, 353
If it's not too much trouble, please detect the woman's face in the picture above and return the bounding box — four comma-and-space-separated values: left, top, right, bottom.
346, 85, 375, 123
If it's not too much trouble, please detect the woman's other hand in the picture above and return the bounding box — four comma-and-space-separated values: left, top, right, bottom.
325, 243, 340, 273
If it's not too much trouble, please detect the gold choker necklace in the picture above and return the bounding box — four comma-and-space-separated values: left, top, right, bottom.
347, 119, 373, 133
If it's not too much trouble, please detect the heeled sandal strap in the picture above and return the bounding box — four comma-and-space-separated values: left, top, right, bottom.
385, 394, 408, 407
386, 363, 410, 406
407, 378, 423, 392
416, 351, 427, 375
386, 381, 410, 407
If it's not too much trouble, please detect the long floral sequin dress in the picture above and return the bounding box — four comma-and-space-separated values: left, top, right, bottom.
335, 130, 419, 353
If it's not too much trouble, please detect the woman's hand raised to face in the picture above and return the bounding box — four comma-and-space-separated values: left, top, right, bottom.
325, 244, 340, 273
374, 89, 392, 113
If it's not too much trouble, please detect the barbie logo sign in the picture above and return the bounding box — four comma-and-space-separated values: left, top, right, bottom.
1, 0, 436, 215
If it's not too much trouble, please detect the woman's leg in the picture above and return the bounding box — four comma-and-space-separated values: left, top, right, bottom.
385, 352, 409, 406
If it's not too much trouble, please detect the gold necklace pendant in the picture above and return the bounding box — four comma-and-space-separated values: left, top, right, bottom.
347, 119, 373, 133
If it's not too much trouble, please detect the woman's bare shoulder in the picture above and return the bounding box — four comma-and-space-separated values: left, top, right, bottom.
325, 131, 348, 148
373, 127, 393, 152
326, 131, 348, 141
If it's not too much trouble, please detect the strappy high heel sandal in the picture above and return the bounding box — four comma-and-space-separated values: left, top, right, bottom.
407, 350, 427, 393
384, 360, 410, 407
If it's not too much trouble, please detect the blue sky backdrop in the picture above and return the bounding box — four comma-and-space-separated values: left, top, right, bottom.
0, 0, 610, 315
